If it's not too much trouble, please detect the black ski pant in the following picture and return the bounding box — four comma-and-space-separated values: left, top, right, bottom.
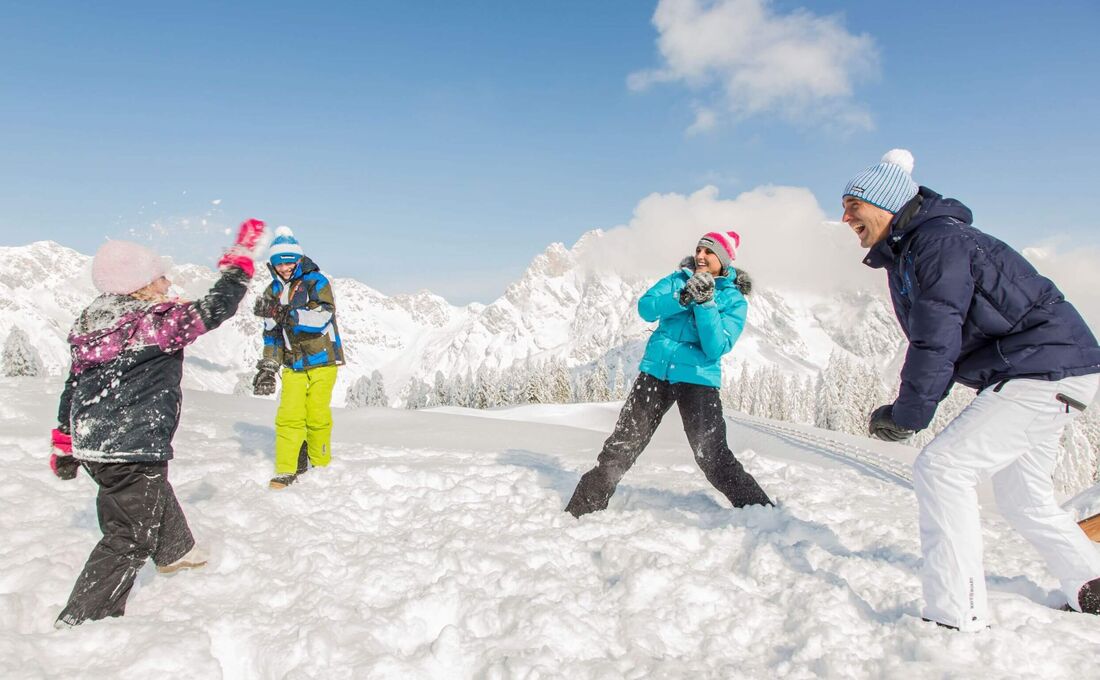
57, 461, 194, 626
565, 372, 772, 517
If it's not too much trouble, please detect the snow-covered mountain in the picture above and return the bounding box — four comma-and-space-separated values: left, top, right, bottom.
1, 238, 903, 405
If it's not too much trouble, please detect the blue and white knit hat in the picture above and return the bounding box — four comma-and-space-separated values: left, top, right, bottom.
843, 149, 919, 214
268, 226, 304, 264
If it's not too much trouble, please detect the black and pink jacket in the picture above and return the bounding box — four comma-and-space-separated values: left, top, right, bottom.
57, 269, 248, 463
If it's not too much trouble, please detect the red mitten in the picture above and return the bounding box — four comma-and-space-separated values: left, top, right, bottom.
217, 218, 267, 278
51, 428, 72, 453
50, 429, 78, 480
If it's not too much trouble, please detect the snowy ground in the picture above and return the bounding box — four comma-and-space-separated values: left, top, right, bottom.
3, 377, 1100, 679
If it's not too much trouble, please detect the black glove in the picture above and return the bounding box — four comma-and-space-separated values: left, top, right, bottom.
253, 359, 280, 396
679, 271, 715, 306
273, 304, 294, 327
869, 404, 915, 442
54, 455, 80, 480
678, 255, 695, 270
253, 296, 277, 318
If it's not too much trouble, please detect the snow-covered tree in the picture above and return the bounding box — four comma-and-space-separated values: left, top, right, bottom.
403, 377, 430, 409
582, 362, 611, 402
522, 360, 550, 404
547, 357, 572, 403
432, 371, 447, 407
348, 371, 388, 408
474, 366, 501, 409
2, 328, 44, 377
346, 375, 371, 408
611, 357, 627, 399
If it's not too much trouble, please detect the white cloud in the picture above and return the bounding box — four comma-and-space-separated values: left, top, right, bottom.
686, 105, 718, 135
630, 0, 879, 132
1022, 244, 1100, 331
575, 184, 881, 295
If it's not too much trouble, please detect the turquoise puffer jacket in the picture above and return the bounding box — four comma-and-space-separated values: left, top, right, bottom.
636, 268, 749, 388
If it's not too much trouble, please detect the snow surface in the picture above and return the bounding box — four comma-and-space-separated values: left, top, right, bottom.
4, 376, 1100, 679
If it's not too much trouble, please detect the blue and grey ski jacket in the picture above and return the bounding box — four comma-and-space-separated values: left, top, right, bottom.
256, 256, 345, 371
636, 268, 748, 388
864, 186, 1100, 431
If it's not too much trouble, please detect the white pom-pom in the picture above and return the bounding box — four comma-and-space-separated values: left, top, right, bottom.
274, 225, 295, 238
881, 148, 914, 174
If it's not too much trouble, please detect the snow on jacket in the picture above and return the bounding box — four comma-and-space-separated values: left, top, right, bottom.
636, 267, 750, 388
255, 256, 344, 371
57, 268, 249, 463
864, 186, 1100, 431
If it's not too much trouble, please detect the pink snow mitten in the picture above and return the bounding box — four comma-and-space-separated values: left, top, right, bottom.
49, 429, 78, 480
217, 218, 266, 278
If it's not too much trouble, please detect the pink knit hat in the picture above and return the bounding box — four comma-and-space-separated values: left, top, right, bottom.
91, 240, 168, 294
698, 230, 740, 270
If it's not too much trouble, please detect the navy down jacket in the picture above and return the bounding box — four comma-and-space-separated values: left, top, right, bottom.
864, 187, 1100, 431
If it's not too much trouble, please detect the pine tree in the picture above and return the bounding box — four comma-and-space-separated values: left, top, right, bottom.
548, 357, 572, 403
2, 328, 44, 377
612, 357, 627, 399
523, 360, 548, 404
433, 371, 447, 407
367, 370, 388, 407
346, 375, 371, 408
584, 362, 611, 402
474, 366, 500, 409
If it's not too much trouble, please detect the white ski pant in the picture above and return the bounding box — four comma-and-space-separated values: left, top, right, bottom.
914, 373, 1100, 631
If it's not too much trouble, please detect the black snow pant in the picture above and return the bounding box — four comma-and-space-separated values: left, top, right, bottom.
565, 372, 772, 517
57, 461, 194, 626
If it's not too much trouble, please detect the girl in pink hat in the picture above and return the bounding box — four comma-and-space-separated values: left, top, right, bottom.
51, 220, 264, 628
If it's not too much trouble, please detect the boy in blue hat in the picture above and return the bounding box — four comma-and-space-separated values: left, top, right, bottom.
253, 227, 344, 489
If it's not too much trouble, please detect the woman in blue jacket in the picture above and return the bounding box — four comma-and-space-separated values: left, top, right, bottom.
565, 231, 772, 517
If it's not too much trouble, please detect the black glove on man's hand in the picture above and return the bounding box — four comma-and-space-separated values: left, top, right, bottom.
869, 404, 915, 442
253, 359, 280, 396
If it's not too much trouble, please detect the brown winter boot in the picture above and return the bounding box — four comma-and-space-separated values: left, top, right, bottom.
1078, 513, 1100, 542
269, 474, 297, 490
156, 546, 209, 574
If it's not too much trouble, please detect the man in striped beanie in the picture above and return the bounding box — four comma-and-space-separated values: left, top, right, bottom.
841, 149, 1100, 631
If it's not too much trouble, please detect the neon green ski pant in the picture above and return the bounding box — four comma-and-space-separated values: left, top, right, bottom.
275, 365, 338, 474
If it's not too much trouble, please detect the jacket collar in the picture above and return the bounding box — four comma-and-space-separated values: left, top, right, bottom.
862, 186, 975, 270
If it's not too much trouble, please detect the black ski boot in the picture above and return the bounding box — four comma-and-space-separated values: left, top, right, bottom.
1077, 578, 1100, 614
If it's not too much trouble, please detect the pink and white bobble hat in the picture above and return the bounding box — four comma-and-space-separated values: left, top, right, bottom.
697, 230, 740, 271
91, 240, 168, 294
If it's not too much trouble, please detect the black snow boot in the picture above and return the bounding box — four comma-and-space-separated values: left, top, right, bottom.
269, 474, 297, 490
1077, 578, 1100, 614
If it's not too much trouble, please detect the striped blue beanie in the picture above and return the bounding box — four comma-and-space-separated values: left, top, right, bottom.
268, 226, 304, 264
843, 149, 918, 214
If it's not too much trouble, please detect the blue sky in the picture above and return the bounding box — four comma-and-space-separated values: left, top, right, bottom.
2, 0, 1098, 303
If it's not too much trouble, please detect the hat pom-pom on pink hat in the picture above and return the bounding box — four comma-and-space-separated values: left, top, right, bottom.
91, 240, 167, 294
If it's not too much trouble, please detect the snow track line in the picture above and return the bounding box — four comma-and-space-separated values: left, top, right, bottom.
726, 412, 914, 489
